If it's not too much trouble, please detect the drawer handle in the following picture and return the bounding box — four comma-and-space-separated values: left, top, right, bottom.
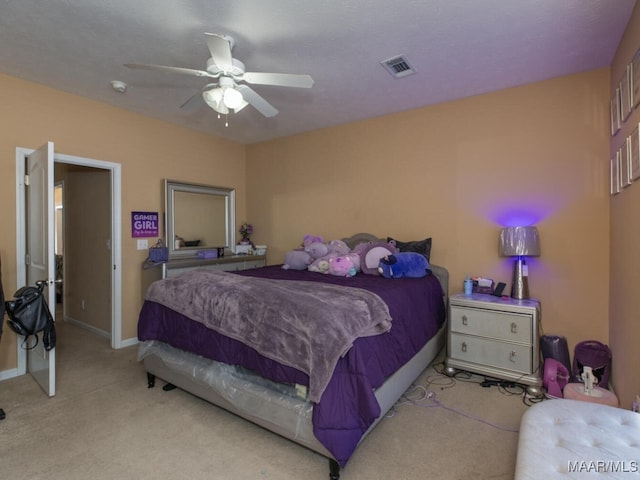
461, 342, 467, 353
509, 350, 517, 362
511, 322, 517, 334
462, 315, 468, 326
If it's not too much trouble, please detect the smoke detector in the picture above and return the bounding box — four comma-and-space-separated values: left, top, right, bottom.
110, 80, 128, 93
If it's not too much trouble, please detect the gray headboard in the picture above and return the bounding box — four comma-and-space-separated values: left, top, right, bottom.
341, 232, 449, 299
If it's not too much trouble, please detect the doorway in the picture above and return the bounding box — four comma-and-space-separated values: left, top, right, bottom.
54, 163, 112, 338
15, 146, 123, 378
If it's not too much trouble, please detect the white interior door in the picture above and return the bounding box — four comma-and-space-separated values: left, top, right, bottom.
25, 142, 56, 397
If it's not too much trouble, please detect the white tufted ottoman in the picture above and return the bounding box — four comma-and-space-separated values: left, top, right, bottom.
515, 399, 640, 479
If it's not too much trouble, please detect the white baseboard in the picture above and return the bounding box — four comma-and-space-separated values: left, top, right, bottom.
120, 336, 139, 348
0, 367, 20, 381
63, 316, 138, 348
64, 316, 110, 339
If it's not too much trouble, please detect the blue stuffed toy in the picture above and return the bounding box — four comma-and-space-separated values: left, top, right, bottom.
378, 252, 429, 279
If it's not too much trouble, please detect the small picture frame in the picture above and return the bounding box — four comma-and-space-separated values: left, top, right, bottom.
632, 48, 640, 109
630, 124, 640, 181
620, 139, 631, 188
611, 88, 621, 136
611, 152, 620, 195
620, 65, 632, 121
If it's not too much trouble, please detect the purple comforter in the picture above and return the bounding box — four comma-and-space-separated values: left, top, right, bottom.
137, 266, 445, 466
144, 270, 393, 402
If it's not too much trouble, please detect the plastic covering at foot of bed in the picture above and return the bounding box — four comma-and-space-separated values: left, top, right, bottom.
138, 341, 314, 439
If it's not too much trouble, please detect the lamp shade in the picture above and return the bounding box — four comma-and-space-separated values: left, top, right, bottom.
499, 226, 540, 257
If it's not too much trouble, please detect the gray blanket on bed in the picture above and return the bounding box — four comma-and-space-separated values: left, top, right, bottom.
145, 269, 392, 402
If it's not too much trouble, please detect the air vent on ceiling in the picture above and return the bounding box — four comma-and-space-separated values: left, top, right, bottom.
380, 55, 416, 78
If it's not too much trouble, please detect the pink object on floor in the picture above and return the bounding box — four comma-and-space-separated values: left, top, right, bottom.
563, 382, 619, 406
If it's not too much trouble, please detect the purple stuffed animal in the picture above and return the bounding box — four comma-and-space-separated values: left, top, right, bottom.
327, 254, 358, 277
282, 249, 313, 270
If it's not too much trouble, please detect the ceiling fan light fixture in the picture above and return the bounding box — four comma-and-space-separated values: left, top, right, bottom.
202, 88, 227, 114
223, 87, 243, 109
233, 98, 249, 113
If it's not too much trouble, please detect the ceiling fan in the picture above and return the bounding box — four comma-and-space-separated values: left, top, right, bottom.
125, 33, 314, 118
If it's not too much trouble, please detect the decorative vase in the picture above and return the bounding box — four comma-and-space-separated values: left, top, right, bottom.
240, 238, 251, 245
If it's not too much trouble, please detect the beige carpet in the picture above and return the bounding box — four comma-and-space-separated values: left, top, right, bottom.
0, 317, 534, 479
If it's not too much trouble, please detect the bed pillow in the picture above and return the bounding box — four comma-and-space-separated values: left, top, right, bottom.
387, 237, 432, 261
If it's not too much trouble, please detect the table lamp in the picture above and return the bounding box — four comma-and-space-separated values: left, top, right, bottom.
499, 226, 540, 300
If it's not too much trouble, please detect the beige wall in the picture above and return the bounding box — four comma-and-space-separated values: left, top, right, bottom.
0, 73, 246, 369
609, 1, 640, 410
247, 68, 612, 390
1, 58, 632, 405
64, 168, 112, 332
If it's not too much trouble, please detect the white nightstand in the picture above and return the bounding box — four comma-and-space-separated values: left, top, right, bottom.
444, 293, 542, 395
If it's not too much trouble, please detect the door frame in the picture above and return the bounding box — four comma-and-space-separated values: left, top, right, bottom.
15, 147, 123, 374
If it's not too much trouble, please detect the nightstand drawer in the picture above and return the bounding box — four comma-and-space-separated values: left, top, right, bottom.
450, 306, 532, 344
449, 333, 532, 374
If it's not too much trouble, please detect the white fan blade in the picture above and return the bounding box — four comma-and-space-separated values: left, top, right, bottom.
236, 85, 278, 117
124, 63, 215, 79
243, 72, 314, 88
204, 33, 233, 71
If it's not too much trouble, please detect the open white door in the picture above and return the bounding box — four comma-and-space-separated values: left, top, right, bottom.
25, 142, 56, 397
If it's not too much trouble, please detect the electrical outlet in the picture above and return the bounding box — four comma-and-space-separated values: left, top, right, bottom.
137, 239, 148, 250
632, 395, 640, 413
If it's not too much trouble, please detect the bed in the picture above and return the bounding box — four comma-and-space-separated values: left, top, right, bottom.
137, 233, 449, 479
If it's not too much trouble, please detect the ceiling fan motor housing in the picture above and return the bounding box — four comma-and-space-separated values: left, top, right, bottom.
206, 57, 245, 77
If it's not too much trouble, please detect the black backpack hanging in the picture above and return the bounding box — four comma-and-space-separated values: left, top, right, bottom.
5, 280, 56, 351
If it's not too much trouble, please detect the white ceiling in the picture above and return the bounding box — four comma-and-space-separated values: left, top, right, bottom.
0, 0, 635, 144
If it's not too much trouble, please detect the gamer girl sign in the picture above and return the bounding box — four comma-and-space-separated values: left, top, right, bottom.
131, 211, 159, 238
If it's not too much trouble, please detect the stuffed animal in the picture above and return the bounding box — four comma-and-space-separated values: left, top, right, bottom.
346, 251, 361, 272
326, 239, 350, 256
282, 249, 313, 270
307, 239, 351, 274
308, 252, 339, 273
303, 234, 323, 248
378, 252, 430, 279
304, 241, 330, 273
327, 254, 358, 277
355, 240, 397, 275
305, 241, 329, 260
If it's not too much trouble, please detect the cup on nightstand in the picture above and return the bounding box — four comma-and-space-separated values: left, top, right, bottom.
463, 278, 473, 295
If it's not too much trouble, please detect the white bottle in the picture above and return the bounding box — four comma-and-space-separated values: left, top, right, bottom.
463, 276, 473, 295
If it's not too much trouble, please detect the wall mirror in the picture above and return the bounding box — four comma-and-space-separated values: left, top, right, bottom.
164, 179, 235, 258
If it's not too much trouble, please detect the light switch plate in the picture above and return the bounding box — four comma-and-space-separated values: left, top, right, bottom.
137, 239, 148, 250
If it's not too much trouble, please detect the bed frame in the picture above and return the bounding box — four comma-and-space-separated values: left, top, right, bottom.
140, 233, 449, 479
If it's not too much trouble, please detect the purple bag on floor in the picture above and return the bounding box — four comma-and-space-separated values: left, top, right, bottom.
572, 340, 612, 389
